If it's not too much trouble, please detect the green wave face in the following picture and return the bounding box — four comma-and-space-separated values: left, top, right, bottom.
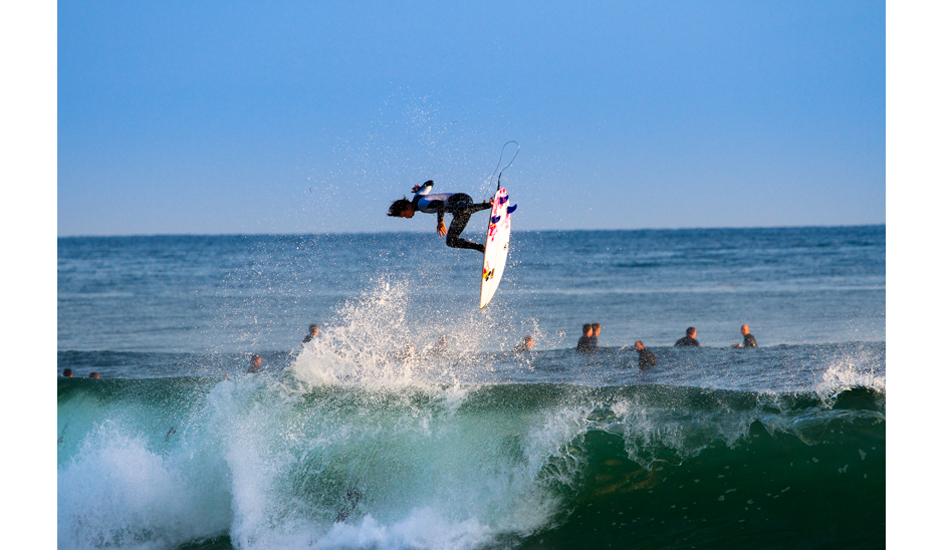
58, 378, 884, 550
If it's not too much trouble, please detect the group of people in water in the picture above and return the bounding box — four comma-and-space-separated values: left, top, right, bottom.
574, 323, 758, 371
59, 321, 758, 378
60, 369, 98, 379
59, 323, 758, 378
237, 322, 758, 375
572, 322, 659, 370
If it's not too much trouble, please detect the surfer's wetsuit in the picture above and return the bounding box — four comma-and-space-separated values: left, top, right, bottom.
674, 336, 700, 347
577, 336, 595, 353
637, 347, 658, 370
411, 182, 492, 253
742, 333, 758, 348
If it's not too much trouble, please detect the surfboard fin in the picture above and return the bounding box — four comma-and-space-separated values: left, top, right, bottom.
507, 204, 517, 214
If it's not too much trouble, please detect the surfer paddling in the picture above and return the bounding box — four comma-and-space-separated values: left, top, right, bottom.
388, 180, 493, 253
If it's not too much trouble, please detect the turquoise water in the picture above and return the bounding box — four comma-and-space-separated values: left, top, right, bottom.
58, 226, 885, 549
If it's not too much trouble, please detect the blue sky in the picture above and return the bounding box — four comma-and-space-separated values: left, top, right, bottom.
55, 0, 885, 236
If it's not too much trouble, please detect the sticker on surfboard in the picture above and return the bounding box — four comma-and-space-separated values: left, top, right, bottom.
480, 188, 516, 309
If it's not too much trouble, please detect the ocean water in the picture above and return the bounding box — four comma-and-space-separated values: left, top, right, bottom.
58, 226, 885, 549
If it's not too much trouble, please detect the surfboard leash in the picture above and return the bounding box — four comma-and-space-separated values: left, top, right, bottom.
482, 140, 520, 199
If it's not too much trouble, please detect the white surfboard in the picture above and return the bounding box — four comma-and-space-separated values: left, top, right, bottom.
479, 188, 514, 309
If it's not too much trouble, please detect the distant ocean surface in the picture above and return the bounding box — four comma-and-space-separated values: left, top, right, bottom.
58, 226, 885, 550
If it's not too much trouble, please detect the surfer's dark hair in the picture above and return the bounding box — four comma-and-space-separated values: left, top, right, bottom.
686, 327, 696, 336
582, 324, 591, 334
388, 198, 411, 217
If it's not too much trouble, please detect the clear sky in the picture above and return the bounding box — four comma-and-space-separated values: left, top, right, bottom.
56, 0, 885, 236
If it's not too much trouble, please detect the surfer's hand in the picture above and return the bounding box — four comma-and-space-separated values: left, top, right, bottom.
411, 184, 421, 193
437, 221, 447, 237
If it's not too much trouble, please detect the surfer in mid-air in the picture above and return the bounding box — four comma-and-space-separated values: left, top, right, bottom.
388, 180, 493, 253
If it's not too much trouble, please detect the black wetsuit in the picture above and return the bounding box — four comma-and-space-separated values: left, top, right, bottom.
637, 348, 658, 370
443, 194, 492, 252
577, 336, 595, 352
674, 336, 700, 347
411, 183, 492, 252
742, 333, 757, 348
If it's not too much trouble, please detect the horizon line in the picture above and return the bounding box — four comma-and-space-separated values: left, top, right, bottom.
57, 223, 885, 239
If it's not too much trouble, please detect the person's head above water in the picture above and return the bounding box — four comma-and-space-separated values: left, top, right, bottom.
309, 324, 319, 336
582, 324, 592, 336
740, 324, 751, 335
247, 354, 263, 374
634, 341, 645, 350
686, 327, 696, 338
514, 335, 534, 351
